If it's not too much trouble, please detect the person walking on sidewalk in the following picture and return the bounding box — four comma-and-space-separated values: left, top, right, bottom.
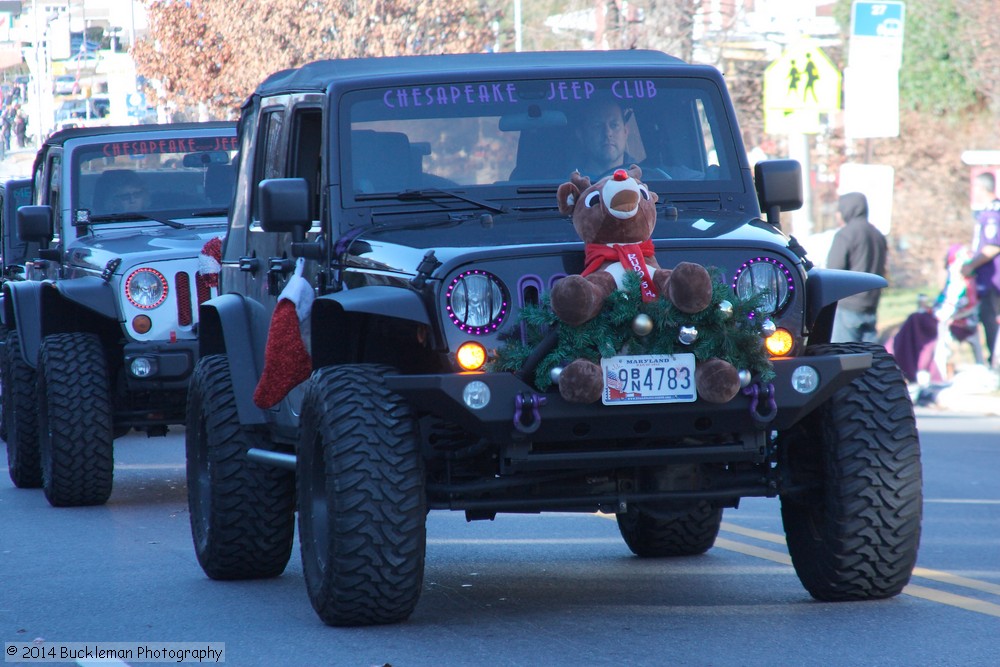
962, 171, 1000, 368
13, 108, 27, 149
827, 191, 888, 343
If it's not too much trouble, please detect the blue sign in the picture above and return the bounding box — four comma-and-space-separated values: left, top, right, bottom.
851, 2, 905, 39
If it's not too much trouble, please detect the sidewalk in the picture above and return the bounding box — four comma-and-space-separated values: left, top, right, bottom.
911, 364, 1000, 416
0, 146, 36, 179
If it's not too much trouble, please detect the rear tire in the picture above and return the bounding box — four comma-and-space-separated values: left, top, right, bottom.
298, 364, 426, 626
38, 333, 114, 507
4, 330, 41, 488
186, 355, 295, 579
780, 342, 922, 601
617, 501, 722, 557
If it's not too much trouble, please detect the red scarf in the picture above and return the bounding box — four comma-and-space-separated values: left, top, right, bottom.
582, 240, 659, 302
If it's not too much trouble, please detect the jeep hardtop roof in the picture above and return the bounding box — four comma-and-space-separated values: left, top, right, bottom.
253, 49, 691, 97
41, 121, 237, 148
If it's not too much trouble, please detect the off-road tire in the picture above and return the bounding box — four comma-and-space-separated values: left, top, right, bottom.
38, 333, 114, 506
4, 330, 41, 488
186, 355, 295, 579
779, 342, 922, 601
617, 501, 722, 557
298, 364, 426, 627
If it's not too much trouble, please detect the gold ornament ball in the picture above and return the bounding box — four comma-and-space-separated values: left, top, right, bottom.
632, 313, 654, 336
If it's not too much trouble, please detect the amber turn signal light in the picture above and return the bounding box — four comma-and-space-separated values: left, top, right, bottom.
765, 328, 794, 357
132, 315, 152, 334
456, 341, 487, 371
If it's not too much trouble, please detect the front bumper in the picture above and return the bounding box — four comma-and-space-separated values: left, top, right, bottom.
386, 353, 872, 444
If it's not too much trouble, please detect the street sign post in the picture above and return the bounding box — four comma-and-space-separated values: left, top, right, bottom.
849, 1, 905, 68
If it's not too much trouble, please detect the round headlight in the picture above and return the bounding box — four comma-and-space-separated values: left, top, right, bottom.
732, 257, 793, 315
446, 270, 509, 335
125, 267, 168, 309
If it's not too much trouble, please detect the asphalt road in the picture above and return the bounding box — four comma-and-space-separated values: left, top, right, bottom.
2, 407, 999, 667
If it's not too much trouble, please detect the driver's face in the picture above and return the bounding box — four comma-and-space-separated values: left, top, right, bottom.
109, 187, 147, 212
579, 103, 628, 170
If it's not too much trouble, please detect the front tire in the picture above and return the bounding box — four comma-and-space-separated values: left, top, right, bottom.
617, 501, 722, 557
780, 342, 922, 601
186, 355, 295, 579
38, 333, 114, 506
4, 330, 41, 488
298, 364, 426, 627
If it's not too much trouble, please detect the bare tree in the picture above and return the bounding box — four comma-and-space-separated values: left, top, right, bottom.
133, 0, 502, 118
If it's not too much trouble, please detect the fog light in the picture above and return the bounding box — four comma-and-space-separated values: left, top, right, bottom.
130, 357, 154, 377
765, 328, 794, 356
791, 366, 819, 394
462, 380, 491, 410
456, 341, 487, 371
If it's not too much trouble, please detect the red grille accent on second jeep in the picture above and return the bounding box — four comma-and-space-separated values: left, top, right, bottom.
195, 273, 213, 305
175, 272, 192, 326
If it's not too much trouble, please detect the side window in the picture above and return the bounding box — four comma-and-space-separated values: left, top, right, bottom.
251, 108, 286, 221
48, 156, 62, 242
289, 108, 322, 221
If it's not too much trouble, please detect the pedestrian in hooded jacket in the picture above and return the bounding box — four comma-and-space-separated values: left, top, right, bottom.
827, 191, 888, 343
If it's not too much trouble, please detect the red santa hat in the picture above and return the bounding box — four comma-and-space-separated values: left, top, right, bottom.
252, 258, 315, 409
198, 236, 223, 288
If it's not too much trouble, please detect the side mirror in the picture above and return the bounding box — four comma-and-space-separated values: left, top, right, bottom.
16, 205, 54, 246
754, 159, 803, 228
258, 178, 310, 242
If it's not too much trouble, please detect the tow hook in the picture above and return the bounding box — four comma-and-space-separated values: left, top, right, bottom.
513, 392, 547, 434
743, 382, 777, 425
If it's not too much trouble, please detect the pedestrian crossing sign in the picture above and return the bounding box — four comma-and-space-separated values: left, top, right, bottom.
763, 37, 841, 113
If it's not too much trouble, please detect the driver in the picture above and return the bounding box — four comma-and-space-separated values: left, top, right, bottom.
574, 98, 635, 181
95, 169, 150, 214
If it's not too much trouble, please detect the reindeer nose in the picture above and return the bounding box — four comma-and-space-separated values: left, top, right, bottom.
613, 169, 628, 181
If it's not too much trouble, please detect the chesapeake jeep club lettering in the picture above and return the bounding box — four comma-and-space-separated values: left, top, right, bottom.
381, 80, 658, 108
100, 136, 238, 158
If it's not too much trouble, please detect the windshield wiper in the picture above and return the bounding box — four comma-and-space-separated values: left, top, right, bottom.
395, 188, 507, 214
83, 212, 192, 229
188, 208, 229, 218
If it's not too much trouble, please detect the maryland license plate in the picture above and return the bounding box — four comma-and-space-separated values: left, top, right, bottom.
601, 353, 697, 405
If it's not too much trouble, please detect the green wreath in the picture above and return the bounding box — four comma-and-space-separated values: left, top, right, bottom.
490, 269, 776, 391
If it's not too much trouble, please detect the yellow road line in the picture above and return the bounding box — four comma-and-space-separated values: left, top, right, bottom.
603, 514, 1000, 616
912, 567, 1000, 597
903, 584, 1000, 618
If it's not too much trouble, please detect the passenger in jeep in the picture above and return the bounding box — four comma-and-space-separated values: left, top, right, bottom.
94, 169, 150, 214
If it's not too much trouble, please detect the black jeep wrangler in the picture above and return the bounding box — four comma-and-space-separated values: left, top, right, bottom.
187, 50, 921, 627
2, 122, 237, 506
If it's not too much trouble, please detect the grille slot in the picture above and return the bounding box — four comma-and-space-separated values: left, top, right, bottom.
175, 272, 192, 326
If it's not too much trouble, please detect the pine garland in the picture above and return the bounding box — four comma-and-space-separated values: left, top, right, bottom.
491, 269, 776, 391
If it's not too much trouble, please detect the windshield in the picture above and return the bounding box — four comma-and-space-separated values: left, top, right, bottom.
70, 134, 238, 222
342, 76, 741, 206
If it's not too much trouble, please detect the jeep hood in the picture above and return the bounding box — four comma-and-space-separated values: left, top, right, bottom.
64, 224, 226, 272
350, 209, 790, 280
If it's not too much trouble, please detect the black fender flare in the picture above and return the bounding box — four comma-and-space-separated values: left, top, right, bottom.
4, 277, 120, 368
197, 293, 270, 425
806, 268, 888, 330
2, 280, 44, 367
312, 285, 431, 367
319, 285, 431, 324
